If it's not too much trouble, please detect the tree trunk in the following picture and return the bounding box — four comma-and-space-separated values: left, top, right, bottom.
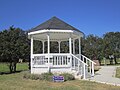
13, 62, 17, 72
114, 56, 118, 64
28, 59, 31, 70
9, 61, 17, 73
110, 59, 113, 65
9, 62, 13, 73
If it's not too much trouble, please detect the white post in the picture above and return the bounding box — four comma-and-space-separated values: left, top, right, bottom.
42, 41, 45, 54
31, 36, 33, 73
78, 37, 81, 74
47, 34, 50, 72
79, 37, 81, 57
69, 37, 72, 69
58, 41, 61, 53
90, 62, 91, 74
92, 62, 94, 76
83, 64, 86, 79
73, 39, 75, 54
73, 39, 75, 69
69, 38, 72, 54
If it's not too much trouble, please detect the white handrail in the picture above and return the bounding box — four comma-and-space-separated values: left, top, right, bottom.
33, 53, 70, 56
76, 54, 96, 64
71, 54, 88, 66
81, 54, 96, 64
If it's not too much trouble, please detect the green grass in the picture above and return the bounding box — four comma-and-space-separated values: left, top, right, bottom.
0, 72, 120, 90
16, 63, 29, 71
116, 67, 120, 78
101, 58, 120, 66
0, 63, 28, 73
0, 63, 10, 72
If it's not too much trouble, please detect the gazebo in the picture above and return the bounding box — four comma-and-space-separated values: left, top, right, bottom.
28, 17, 95, 79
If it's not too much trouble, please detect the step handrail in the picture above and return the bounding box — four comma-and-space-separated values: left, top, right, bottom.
71, 54, 88, 66
81, 54, 96, 64
76, 54, 96, 64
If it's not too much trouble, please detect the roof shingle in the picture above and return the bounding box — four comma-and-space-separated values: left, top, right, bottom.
29, 16, 82, 33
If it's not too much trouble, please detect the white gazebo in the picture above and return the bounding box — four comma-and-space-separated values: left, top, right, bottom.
28, 17, 95, 79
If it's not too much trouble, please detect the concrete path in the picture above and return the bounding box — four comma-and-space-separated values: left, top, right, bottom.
90, 66, 120, 86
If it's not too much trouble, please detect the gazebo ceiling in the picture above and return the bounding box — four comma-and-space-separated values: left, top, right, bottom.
28, 16, 84, 40
32, 32, 81, 41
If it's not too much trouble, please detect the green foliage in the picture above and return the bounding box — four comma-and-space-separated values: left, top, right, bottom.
23, 72, 75, 81
103, 32, 120, 64
82, 32, 120, 65
33, 40, 42, 54
82, 34, 103, 60
0, 26, 30, 72
23, 72, 54, 81
23, 73, 39, 80
60, 73, 75, 81
41, 72, 54, 81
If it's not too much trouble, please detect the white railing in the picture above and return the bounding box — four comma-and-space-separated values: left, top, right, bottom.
32, 54, 47, 66
32, 53, 95, 79
75, 54, 96, 77
32, 53, 71, 67
50, 53, 70, 67
71, 54, 88, 79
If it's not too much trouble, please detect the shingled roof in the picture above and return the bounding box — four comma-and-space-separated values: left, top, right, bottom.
29, 16, 82, 33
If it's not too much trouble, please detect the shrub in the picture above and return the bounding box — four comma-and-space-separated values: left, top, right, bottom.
41, 72, 54, 81
30, 74, 40, 80
23, 72, 31, 79
59, 73, 75, 81
23, 72, 54, 81
23, 72, 75, 81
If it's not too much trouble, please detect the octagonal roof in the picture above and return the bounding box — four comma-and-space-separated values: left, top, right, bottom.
28, 17, 84, 41
29, 16, 83, 34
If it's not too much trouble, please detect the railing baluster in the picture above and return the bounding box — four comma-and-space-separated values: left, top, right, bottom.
74, 57, 75, 69
92, 62, 94, 76
55, 57, 57, 65
57, 56, 58, 65
90, 62, 91, 74
62, 56, 63, 65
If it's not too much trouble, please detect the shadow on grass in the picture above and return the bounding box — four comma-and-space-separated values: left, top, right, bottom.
0, 70, 29, 75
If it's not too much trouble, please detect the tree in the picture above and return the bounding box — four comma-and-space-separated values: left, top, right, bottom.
103, 32, 120, 64
82, 34, 103, 64
0, 26, 30, 72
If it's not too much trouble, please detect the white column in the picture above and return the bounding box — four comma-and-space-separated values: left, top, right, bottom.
78, 37, 81, 75
69, 37, 72, 69
69, 38, 72, 54
42, 41, 45, 54
73, 39, 75, 69
31, 36, 33, 73
83, 64, 86, 79
79, 37, 81, 55
47, 34, 50, 72
92, 62, 94, 76
58, 41, 61, 53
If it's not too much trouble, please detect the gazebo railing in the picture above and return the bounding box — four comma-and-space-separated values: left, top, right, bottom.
32, 54, 47, 66
32, 53, 95, 79
75, 54, 96, 77
32, 53, 71, 67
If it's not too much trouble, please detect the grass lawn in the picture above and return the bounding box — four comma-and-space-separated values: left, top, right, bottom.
100, 58, 120, 66
0, 72, 120, 90
116, 67, 120, 78
0, 63, 28, 73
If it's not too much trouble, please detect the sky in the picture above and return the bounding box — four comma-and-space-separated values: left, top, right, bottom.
0, 0, 120, 37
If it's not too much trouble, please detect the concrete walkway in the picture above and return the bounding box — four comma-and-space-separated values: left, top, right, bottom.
90, 66, 120, 86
